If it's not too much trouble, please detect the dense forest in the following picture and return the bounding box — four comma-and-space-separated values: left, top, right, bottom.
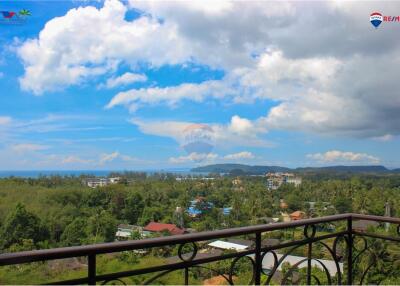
1, 173, 400, 284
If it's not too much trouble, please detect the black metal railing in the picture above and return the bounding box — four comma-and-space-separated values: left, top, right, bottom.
1, 213, 400, 285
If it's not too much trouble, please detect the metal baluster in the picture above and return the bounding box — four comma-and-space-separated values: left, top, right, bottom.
347, 217, 353, 285
88, 254, 96, 285
255, 232, 262, 285
307, 241, 312, 285
184, 267, 189, 285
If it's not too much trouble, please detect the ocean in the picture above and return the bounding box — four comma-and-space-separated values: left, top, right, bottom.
0, 169, 206, 178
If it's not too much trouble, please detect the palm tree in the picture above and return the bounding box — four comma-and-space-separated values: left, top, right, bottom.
19, 9, 31, 17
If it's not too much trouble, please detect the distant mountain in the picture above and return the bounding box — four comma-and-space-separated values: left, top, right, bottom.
192, 164, 291, 174
296, 165, 389, 173
191, 164, 392, 174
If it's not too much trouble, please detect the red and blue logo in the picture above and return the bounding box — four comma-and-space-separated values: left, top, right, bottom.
1, 11, 16, 19
370, 12, 383, 28
0, 9, 31, 24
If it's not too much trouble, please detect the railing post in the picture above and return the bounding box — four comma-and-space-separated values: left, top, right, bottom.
184, 267, 189, 285
255, 232, 262, 285
88, 254, 96, 285
307, 241, 312, 285
347, 216, 353, 285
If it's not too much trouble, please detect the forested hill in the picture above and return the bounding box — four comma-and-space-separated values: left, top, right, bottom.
191, 164, 395, 174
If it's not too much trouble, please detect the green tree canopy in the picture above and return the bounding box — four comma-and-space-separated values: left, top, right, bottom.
0, 203, 49, 248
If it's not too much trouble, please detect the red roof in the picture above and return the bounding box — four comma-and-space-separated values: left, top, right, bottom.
143, 222, 185, 235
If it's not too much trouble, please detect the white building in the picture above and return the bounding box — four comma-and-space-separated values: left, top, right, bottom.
85, 177, 121, 188
266, 173, 302, 190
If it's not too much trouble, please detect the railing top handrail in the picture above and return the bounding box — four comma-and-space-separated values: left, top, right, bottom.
0, 213, 399, 266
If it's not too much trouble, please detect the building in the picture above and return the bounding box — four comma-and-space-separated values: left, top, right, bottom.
85, 177, 121, 188
266, 173, 302, 190
143, 222, 185, 235
86, 178, 109, 188
222, 207, 232, 215
187, 197, 214, 218
290, 211, 306, 221
108, 177, 121, 184
115, 224, 149, 240
208, 240, 250, 252
232, 178, 242, 186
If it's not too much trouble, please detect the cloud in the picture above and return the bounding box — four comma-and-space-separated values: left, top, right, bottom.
11, 143, 50, 153
62, 155, 93, 164
131, 117, 273, 149
17, 0, 400, 139
169, 152, 218, 164
98, 151, 145, 165
99, 151, 120, 165
307, 150, 380, 164
169, 150, 255, 164
0, 116, 12, 126
223, 151, 254, 160
102, 72, 147, 89
106, 80, 232, 111
17, 0, 190, 94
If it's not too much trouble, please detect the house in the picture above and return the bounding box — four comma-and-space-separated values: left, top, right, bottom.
143, 222, 185, 235
115, 224, 148, 240
187, 198, 214, 218
290, 211, 306, 221
352, 220, 379, 233
222, 207, 232, 215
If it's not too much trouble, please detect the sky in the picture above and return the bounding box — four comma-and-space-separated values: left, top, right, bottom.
0, 0, 399, 170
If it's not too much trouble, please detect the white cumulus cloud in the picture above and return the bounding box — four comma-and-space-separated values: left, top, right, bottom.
307, 150, 380, 164
102, 72, 147, 89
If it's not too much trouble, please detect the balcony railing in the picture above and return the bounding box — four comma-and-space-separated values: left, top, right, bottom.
1, 213, 400, 285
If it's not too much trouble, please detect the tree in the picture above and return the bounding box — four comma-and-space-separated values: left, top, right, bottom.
334, 196, 352, 213
123, 193, 144, 224
0, 203, 49, 248
61, 218, 88, 246
87, 210, 117, 242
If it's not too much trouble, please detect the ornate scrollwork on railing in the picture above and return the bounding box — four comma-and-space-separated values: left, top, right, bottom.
178, 242, 198, 262
229, 254, 256, 285
143, 242, 199, 285
304, 224, 317, 239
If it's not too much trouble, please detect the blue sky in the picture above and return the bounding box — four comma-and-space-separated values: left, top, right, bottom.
0, 0, 399, 170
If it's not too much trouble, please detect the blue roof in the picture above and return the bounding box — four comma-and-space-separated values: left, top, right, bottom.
187, 206, 202, 215
223, 207, 232, 215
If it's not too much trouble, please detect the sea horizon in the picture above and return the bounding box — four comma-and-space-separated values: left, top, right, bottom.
0, 169, 205, 178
